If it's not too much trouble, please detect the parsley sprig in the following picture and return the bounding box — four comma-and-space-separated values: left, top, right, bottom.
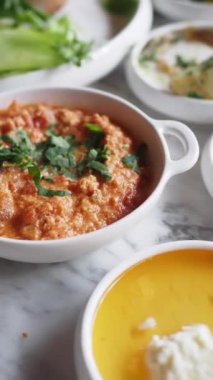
122, 143, 148, 174
0, 122, 111, 197
0, 120, 148, 197
176, 55, 196, 69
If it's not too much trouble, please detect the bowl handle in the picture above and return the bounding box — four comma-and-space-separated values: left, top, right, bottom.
158, 120, 199, 178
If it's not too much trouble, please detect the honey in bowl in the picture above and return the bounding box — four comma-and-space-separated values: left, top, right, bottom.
93, 249, 213, 380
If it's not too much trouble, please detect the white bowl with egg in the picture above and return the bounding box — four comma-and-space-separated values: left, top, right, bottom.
126, 21, 213, 124
0, 87, 199, 263
75, 240, 213, 380
153, 0, 213, 22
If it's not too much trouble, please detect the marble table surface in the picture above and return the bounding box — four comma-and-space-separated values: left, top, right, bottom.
0, 13, 213, 380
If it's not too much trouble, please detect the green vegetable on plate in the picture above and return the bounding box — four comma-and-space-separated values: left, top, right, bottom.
102, 0, 139, 15
0, 0, 90, 77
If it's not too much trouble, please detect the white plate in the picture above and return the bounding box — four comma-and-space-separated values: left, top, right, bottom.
0, 0, 153, 92
201, 134, 213, 198
153, 0, 213, 21
126, 21, 213, 125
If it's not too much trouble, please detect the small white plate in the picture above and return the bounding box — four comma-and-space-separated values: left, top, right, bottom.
0, 0, 152, 92
153, 0, 213, 21
126, 21, 213, 125
201, 134, 213, 198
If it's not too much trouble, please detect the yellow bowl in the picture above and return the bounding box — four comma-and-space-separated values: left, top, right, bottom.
75, 240, 213, 380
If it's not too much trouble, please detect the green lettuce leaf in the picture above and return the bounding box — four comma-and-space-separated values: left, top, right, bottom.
0, 2, 90, 77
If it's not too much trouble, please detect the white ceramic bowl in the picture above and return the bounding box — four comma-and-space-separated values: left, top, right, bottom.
153, 0, 213, 21
201, 134, 213, 198
75, 240, 213, 380
0, 87, 199, 263
0, 0, 153, 92
126, 21, 213, 124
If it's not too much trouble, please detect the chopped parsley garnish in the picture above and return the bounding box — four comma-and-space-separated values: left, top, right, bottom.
122, 143, 148, 174
84, 123, 105, 148
122, 154, 141, 174
85, 123, 104, 133
176, 55, 196, 69
28, 166, 70, 197
0, 122, 111, 197
0, 121, 148, 197
87, 160, 111, 181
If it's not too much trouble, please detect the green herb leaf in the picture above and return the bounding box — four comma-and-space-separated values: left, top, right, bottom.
45, 146, 69, 168
88, 148, 98, 161
87, 160, 111, 181
28, 166, 70, 197
85, 123, 105, 148
176, 55, 196, 69
41, 176, 54, 183
16, 129, 34, 149
122, 154, 141, 174
0, 132, 33, 168
45, 123, 58, 137
67, 152, 76, 169
0, 123, 112, 197
0, 0, 48, 25
85, 123, 103, 133
96, 146, 111, 162
1, 134, 18, 145
122, 143, 148, 173
60, 168, 78, 179
49, 135, 70, 149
